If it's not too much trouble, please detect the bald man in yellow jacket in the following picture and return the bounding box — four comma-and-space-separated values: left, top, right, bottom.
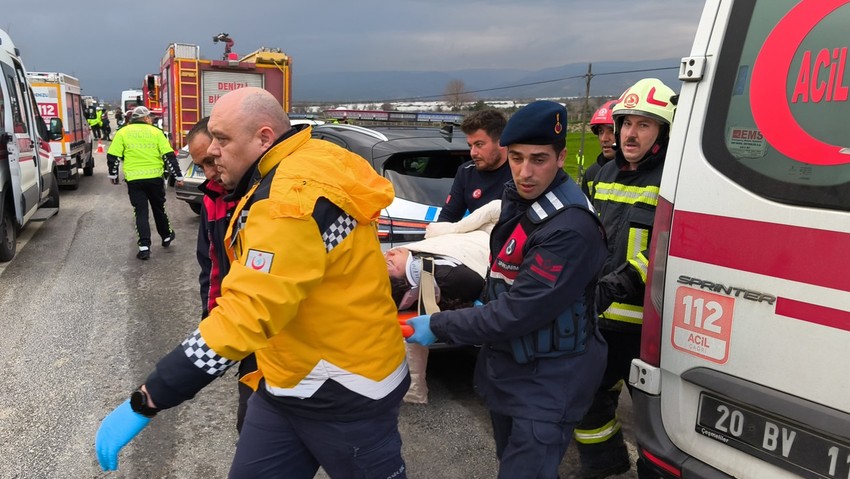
96, 88, 410, 479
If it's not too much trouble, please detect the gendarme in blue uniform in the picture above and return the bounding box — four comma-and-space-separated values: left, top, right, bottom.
431, 170, 608, 422
410, 100, 610, 479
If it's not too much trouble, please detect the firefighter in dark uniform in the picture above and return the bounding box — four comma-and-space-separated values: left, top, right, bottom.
107, 106, 183, 260
407, 101, 609, 479
575, 78, 677, 479
581, 99, 618, 199
438, 109, 513, 222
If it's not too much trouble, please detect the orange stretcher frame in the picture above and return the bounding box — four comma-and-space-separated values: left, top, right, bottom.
398, 310, 416, 338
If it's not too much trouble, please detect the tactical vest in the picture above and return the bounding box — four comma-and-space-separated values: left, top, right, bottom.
489, 180, 603, 364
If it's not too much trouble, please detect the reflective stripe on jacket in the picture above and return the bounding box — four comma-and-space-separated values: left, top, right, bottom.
591, 144, 665, 331
145, 126, 408, 418
106, 122, 173, 181
208, 127, 406, 401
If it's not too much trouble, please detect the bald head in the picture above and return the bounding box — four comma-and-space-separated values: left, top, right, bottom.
212, 87, 291, 137
207, 87, 293, 189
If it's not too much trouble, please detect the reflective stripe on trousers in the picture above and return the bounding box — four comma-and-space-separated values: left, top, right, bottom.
574, 417, 622, 444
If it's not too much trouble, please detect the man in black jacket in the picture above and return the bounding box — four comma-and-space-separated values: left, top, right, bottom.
438, 109, 512, 222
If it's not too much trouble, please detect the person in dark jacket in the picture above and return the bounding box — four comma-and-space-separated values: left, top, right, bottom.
101, 109, 111, 140
438, 109, 512, 222
581, 100, 618, 199
187, 118, 236, 318
575, 78, 677, 479
186, 118, 254, 432
407, 101, 609, 479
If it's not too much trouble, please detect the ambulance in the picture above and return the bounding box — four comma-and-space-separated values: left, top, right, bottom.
120, 89, 143, 112
27, 72, 95, 188
0, 29, 60, 261
629, 1, 850, 478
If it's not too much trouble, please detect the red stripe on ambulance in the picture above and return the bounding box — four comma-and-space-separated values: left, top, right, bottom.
775, 297, 850, 333
668, 211, 850, 293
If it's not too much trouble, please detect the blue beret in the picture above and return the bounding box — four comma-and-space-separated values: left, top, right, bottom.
500, 100, 567, 146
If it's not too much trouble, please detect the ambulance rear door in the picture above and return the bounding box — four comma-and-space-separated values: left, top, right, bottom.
648, 1, 850, 478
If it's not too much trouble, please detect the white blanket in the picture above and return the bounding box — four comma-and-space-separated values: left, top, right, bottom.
403, 199, 500, 278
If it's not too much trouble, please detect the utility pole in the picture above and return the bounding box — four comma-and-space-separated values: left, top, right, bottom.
576, 63, 593, 184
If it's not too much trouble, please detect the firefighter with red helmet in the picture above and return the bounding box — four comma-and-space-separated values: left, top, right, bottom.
576, 78, 677, 479
581, 99, 618, 198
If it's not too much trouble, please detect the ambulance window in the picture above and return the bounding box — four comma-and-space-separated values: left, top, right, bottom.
65, 93, 74, 128
0, 79, 5, 131
703, 0, 850, 211
1, 63, 26, 134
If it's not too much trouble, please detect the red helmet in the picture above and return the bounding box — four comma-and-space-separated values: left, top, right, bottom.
589, 99, 617, 135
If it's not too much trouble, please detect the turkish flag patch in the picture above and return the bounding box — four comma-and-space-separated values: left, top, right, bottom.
246, 249, 274, 273
528, 248, 565, 287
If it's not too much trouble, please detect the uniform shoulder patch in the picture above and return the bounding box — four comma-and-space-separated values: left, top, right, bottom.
528, 247, 566, 287
245, 249, 274, 273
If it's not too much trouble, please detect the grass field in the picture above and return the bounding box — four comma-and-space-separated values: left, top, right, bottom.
564, 129, 602, 182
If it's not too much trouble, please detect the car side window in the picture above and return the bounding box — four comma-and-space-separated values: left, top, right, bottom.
313, 134, 347, 150
384, 154, 466, 179
402, 157, 429, 176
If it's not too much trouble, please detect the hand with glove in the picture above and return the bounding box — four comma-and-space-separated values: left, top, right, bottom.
95, 390, 157, 471
406, 314, 437, 346
595, 262, 644, 314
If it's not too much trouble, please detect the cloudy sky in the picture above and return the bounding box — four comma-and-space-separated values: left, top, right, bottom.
4, 0, 705, 102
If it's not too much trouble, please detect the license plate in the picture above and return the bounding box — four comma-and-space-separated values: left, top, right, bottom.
696, 394, 850, 479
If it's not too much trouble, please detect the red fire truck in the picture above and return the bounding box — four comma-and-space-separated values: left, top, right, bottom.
142, 73, 163, 119
159, 37, 292, 150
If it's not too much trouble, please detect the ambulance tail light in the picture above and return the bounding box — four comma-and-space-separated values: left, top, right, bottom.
640, 447, 682, 478
640, 195, 674, 367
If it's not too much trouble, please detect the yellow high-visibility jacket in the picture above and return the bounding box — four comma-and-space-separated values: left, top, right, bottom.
146, 126, 409, 418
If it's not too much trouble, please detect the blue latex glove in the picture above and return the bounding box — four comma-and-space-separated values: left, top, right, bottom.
406, 314, 437, 346
95, 399, 151, 471
473, 300, 484, 308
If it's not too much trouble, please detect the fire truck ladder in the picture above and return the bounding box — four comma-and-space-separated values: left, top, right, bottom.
177, 58, 200, 148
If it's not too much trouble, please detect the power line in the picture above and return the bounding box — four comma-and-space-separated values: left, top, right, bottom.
333, 65, 680, 104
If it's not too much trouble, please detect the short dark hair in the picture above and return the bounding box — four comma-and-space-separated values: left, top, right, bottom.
186, 116, 211, 144
553, 138, 566, 155
461, 109, 506, 142
389, 275, 411, 309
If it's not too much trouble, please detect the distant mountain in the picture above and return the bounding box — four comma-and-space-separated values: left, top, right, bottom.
293, 58, 681, 103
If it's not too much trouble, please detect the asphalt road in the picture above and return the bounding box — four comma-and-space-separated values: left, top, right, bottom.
0, 146, 638, 478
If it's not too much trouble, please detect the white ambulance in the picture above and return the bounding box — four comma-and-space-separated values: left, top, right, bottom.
0, 29, 60, 261
27, 72, 95, 188
629, 1, 850, 478
120, 89, 143, 112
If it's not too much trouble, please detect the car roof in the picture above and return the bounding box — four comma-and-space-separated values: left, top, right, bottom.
312, 123, 469, 160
